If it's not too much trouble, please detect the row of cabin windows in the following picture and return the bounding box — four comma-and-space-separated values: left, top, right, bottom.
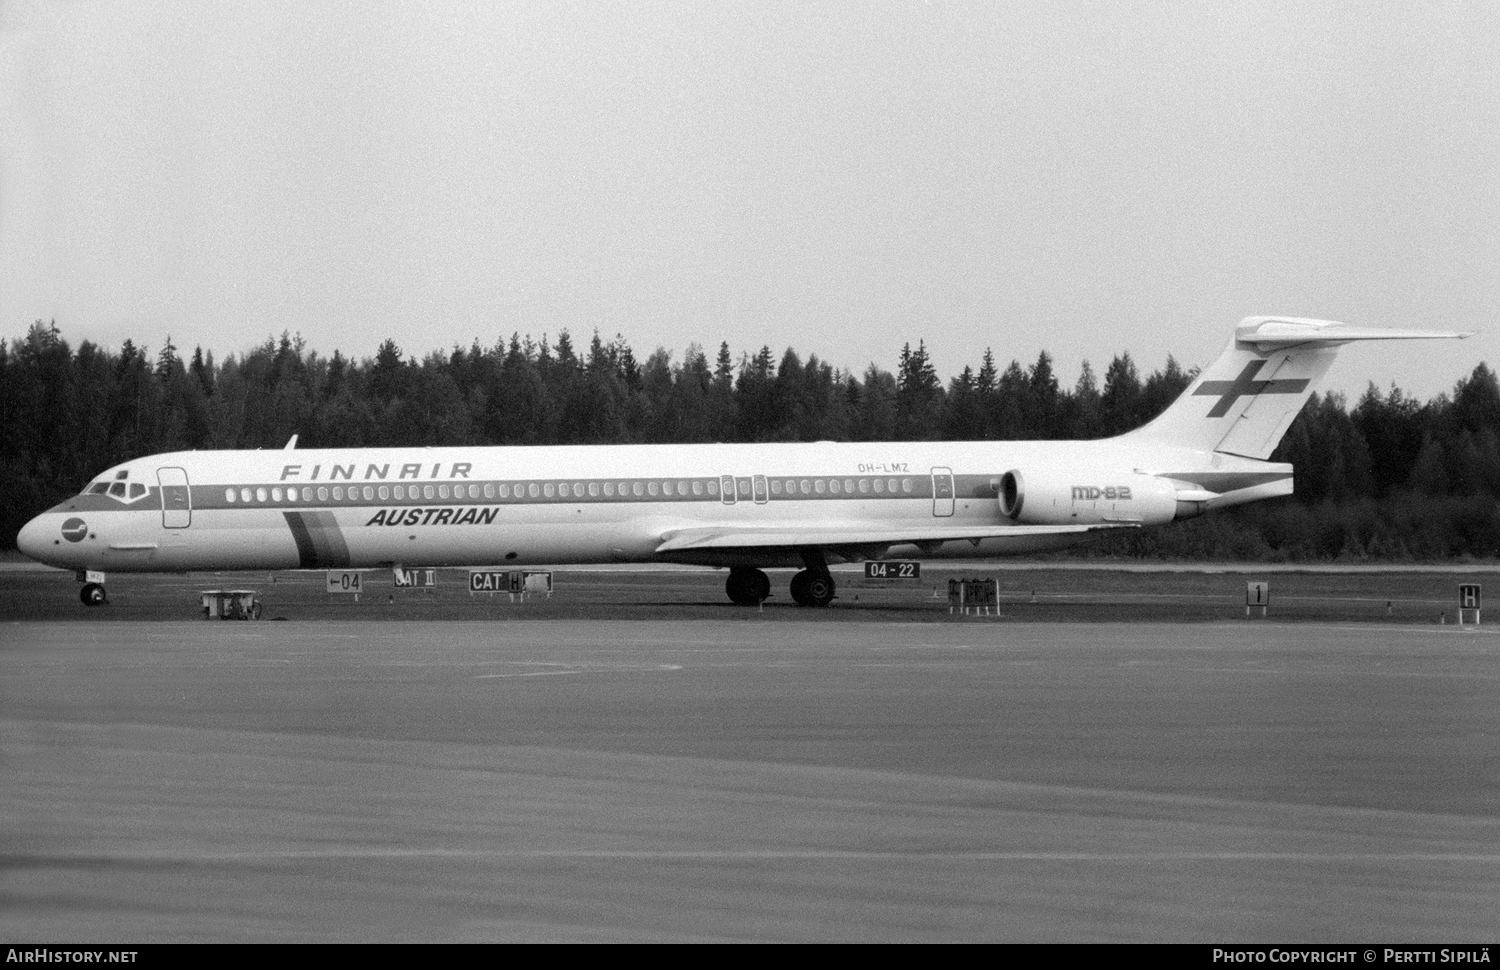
773, 478, 913, 496
220, 476, 920, 506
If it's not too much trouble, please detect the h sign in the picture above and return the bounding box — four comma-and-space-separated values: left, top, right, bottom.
1459, 585, 1481, 610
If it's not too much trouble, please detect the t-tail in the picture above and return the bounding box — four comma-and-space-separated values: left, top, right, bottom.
1124, 316, 1474, 460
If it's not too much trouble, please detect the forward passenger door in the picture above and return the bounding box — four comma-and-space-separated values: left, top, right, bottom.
158, 467, 192, 528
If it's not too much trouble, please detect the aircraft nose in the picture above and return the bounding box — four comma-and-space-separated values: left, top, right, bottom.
16, 514, 51, 563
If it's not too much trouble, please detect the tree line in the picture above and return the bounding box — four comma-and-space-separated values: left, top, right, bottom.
3, 319, 1496, 560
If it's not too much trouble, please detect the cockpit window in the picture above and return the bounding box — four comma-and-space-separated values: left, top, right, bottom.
109, 482, 127, 497
87, 482, 109, 495
129, 483, 146, 498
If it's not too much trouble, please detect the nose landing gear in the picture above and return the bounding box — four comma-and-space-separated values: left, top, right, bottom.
80, 583, 107, 606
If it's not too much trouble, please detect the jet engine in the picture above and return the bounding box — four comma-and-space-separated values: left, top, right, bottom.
998, 469, 1193, 526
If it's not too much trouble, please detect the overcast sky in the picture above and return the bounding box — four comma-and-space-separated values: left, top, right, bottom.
2, 1, 1495, 402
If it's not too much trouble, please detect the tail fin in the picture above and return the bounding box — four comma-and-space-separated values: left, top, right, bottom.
1125, 317, 1473, 459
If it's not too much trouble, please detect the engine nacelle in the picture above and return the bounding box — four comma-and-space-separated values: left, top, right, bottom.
998, 469, 1186, 526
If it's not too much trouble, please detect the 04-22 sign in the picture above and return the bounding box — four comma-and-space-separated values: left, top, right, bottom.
865, 561, 920, 580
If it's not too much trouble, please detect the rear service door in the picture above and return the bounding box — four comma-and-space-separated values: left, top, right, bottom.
158, 467, 192, 528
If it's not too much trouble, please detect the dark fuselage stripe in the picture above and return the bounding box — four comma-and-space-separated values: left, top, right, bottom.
283, 512, 318, 568
283, 511, 351, 569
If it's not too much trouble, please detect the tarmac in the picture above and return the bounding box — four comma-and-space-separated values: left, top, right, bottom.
3, 615, 1497, 941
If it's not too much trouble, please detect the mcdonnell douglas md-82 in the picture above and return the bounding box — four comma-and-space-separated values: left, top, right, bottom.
17, 317, 1473, 607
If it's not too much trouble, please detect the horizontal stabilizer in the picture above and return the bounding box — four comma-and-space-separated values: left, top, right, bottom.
1236, 317, 1474, 349
655, 521, 1133, 554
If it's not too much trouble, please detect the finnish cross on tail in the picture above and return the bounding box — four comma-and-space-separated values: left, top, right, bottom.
1125, 316, 1474, 460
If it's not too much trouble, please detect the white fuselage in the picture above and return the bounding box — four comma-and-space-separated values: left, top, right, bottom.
16, 439, 1284, 574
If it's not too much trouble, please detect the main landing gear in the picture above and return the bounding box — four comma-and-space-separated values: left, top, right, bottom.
789, 569, 835, 608
725, 567, 771, 606
724, 553, 838, 608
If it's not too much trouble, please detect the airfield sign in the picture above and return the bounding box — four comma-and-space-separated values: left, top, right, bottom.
1246, 581, 1269, 617
394, 567, 436, 588
866, 561, 920, 580
469, 569, 553, 600
1458, 584, 1482, 625
325, 571, 364, 594
469, 570, 510, 594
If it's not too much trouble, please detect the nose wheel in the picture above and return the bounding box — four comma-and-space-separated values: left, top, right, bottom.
80, 583, 107, 606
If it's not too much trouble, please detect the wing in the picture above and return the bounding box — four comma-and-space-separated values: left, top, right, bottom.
654, 521, 1134, 554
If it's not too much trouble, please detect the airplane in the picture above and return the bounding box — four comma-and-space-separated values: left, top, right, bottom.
16, 317, 1473, 608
